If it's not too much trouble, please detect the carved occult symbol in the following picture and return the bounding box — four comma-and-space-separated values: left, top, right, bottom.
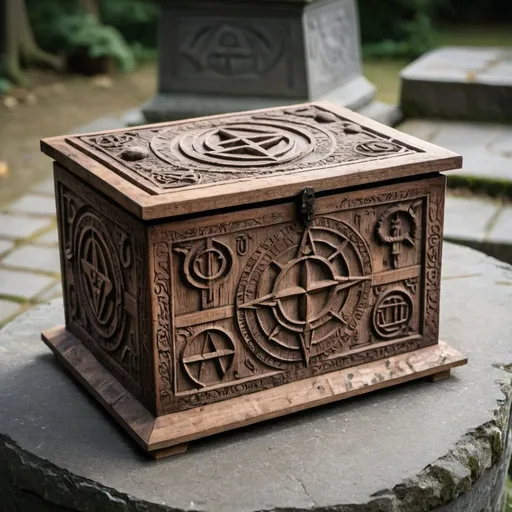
74, 211, 123, 350
376, 202, 420, 268
236, 233, 250, 256
181, 23, 283, 76
161, 122, 314, 168
175, 238, 233, 308
182, 329, 236, 388
373, 289, 413, 339
355, 139, 405, 157
237, 218, 372, 370
147, 169, 202, 189
94, 133, 134, 149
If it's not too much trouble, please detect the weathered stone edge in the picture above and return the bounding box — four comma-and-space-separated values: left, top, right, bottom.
447, 174, 512, 200
1, 377, 510, 512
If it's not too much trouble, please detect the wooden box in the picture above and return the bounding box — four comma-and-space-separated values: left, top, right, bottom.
41, 102, 467, 458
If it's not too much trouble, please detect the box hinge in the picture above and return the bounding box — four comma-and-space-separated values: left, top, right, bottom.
298, 187, 315, 227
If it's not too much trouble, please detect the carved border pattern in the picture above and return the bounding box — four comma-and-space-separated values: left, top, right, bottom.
153, 242, 174, 410
174, 339, 421, 410
423, 184, 445, 343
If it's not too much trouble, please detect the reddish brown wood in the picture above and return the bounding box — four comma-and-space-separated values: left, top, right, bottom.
41, 101, 461, 220
42, 101, 466, 456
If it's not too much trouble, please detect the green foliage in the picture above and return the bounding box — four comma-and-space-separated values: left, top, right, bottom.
0, 77, 13, 96
359, 0, 445, 59
99, 0, 159, 48
56, 14, 135, 71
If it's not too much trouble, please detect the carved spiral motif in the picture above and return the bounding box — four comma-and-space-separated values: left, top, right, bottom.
355, 139, 405, 156
150, 120, 336, 171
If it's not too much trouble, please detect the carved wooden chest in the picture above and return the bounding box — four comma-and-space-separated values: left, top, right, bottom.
41, 102, 467, 458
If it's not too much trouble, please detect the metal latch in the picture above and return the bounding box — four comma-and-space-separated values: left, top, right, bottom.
298, 187, 315, 227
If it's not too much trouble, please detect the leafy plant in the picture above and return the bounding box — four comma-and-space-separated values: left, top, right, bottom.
359, 0, 445, 59
55, 14, 135, 71
99, 0, 159, 48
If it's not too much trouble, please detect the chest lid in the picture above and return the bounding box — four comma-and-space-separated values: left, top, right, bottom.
41, 101, 461, 220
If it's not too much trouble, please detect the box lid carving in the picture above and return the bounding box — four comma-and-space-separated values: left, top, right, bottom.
41, 102, 461, 220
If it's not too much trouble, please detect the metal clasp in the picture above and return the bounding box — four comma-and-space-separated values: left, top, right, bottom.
298, 187, 315, 227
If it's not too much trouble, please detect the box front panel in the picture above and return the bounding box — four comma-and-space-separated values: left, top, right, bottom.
54, 165, 155, 411
150, 175, 445, 415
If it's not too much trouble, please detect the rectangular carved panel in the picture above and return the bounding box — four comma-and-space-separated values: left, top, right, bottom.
304, 0, 362, 97
54, 165, 156, 413
159, 5, 307, 98
149, 175, 445, 415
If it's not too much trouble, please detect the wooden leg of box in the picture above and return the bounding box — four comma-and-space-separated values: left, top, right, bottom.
426, 369, 451, 382
150, 443, 189, 460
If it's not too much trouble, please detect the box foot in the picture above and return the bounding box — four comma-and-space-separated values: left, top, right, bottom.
151, 443, 189, 460
426, 369, 451, 382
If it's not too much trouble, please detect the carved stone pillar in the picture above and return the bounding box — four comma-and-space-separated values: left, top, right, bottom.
142, 0, 377, 123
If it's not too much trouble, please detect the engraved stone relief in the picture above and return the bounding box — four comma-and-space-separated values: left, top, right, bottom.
305, 0, 359, 95
181, 23, 285, 76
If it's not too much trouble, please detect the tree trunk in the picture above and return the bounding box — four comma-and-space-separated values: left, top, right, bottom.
80, 0, 101, 20
1, 0, 62, 85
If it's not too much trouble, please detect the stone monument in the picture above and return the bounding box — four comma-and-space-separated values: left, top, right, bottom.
141, 0, 397, 124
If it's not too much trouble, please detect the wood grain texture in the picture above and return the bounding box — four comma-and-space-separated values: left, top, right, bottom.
41, 101, 462, 220
41, 326, 467, 456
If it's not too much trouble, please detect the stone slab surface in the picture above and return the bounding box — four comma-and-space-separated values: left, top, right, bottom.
7, 195, 56, 216
2, 245, 61, 274
0, 214, 51, 240
400, 47, 512, 122
488, 205, 512, 243
0, 243, 511, 512
0, 269, 54, 300
443, 195, 499, 242
0, 239, 14, 256
0, 300, 21, 323
399, 119, 512, 182
30, 179, 55, 196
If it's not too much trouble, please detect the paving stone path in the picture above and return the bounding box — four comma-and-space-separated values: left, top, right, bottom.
0, 180, 61, 326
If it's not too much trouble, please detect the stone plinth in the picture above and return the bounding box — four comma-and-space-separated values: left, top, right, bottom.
142, 0, 379, 123
1, 242, 511, 511
400, 47, 512, 123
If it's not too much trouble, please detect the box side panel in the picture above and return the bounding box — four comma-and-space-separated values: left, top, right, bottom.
149, 174, 445, 415
54, 164, 156, 413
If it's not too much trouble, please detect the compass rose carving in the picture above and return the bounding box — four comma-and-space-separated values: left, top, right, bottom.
237, 217, 372, 370
74, 211, 123, 350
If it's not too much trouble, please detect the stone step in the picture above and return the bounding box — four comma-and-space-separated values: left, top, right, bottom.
400, 46, 512, 123
398, 119, 512, 185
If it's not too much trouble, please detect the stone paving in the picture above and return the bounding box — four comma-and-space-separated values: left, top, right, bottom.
399, 119, 512, 181
0, 180, 61, 327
